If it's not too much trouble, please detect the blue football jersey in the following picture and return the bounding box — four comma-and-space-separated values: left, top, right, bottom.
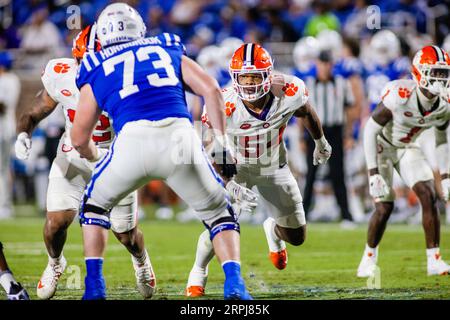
76, 33, 192, 133
364, 57, 411, 111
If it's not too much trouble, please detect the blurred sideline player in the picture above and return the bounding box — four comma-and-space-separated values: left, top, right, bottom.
0, 242, 29, 300
358, 45, 450, 277
72, 3, 251, 300
186, 43, 332, 297
14, 24, 155, 299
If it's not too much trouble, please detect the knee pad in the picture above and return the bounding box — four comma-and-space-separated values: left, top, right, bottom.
79, 196, 111, 230
205, 205, 240, 241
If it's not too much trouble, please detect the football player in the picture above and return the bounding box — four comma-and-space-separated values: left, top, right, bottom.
0, 242, 30, 300
357, 45, 450, 277
72, 3, 251, 300
14, 24, 156, 299
185, 43, 332, 297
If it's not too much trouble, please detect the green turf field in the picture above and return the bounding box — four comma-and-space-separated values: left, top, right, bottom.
0, 205, 449, 300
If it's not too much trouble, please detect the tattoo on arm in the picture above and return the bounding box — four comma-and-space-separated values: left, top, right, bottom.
16, 89, 58, 135
294, 101, 324, 140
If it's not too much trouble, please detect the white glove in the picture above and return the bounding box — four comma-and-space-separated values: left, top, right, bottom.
15, 132, 32, 160
226, 180, 258, 205
313, 136, 332, 165
441, 178, 450, 201
232, 199, 258, 218
369, 174, 390, 198
88, 147, 108, 163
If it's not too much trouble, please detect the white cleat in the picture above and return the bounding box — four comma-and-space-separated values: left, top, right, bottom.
36, 256, 67, 299
357, 252, 377, 278
427, 254, 450, 276
132, 253, 156, 299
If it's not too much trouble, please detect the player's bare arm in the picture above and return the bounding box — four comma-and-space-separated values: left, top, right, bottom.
17, 89, 58, 135
365, 101, 393, 176
71, 84, 102, 161
181, 55, 226, 135
293, 101, 324, 139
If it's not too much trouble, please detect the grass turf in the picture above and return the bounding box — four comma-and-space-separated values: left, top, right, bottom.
0, 205, 449, 300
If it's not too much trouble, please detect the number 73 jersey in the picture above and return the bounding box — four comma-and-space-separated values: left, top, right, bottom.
41, 58, 114, 147
380, 79, 450, 148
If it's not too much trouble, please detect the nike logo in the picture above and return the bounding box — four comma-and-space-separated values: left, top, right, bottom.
37, 281, 44, 289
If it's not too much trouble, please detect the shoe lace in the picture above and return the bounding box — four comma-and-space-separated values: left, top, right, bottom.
136, 263, 154, 284
43, 263, 64, 285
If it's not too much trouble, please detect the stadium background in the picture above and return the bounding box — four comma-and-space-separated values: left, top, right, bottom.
0, 0, 449, 299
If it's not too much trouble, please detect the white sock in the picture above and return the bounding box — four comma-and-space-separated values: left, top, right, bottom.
48, 252, 64, 265
192, 230, 215, 273
132, 249, 148, 266
426, 247, 440, 261
264, 217, 285, 252
364, 244, 378, 258
0, 270, 17, 293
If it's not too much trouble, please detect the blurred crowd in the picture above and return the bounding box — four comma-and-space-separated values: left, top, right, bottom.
0, 0, 450, 226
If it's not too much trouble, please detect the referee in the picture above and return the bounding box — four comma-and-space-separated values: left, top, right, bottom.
302, 50, 355, 225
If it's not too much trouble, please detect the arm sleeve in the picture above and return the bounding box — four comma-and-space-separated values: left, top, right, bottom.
363, 117, 384, 170
435, 127, 449, 175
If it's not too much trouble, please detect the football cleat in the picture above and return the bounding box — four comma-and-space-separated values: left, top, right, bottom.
185, 285, 205, 298
357, 252, 377, 278
263, 218, 288, 269
82, 276, 106, 300
132, 253, 156, 299
7, 282, 30, 300
36, 256, 67, 299
269, 249, 288, 270
427, 253, 450, 276
185, 267, 208, 297
224, 276, 253, 300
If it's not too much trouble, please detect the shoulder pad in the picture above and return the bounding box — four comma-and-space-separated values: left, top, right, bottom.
381, 79, 416, 109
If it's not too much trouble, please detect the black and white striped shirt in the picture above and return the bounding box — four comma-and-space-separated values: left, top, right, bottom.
304, 76, 354, 127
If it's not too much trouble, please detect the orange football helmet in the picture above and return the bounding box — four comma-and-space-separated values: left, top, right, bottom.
229, 43, 273, 101
412, 45, 450, 96
72, 24, 101, 62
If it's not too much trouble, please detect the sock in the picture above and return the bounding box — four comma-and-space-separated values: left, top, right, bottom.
222, 261, 241, 279
0, 270, 17, 293
265, 218, 285, 252
426, 247, 440, 261
85, 258, 103, 278
48, 252, 64, 265
364, 244, 378, 258
192, 230, 215, 273
132, 250, 148, 266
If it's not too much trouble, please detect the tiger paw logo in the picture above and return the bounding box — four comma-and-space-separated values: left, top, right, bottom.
53, 63, 70, 74
398, 87, 411, 99
225, 101, 236, 117
282, 83, 298, 97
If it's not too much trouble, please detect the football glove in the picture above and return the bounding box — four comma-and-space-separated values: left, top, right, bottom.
441, 178, 450, 201
15, 132, 32, 160
313, 136, 332, 166
369, 174, 390, 198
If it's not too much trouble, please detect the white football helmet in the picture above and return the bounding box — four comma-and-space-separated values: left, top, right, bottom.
96, 3, 146, 47
316, 29, 342, 61
293, 36, 320, 71
219, 37, 244, 69
443, 34, 450, 55
197, 45, 222, 76
369, 30, 400, 66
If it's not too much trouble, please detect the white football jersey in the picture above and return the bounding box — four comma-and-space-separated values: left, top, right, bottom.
203, 73, 309, 173
41, 58, 114, 147
380, 79, 450, 148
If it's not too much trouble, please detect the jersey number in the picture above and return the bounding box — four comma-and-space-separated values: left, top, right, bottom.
102, 46, 179, 99
399, 126, 421, 144
67, 109, 112, 143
